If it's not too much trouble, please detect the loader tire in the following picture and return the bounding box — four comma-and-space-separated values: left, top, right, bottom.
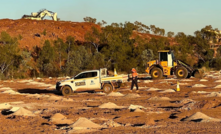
103, 84, 113, 94
62, 86, 72, 96
151, 67, 163, 79
175, 67, 188, 79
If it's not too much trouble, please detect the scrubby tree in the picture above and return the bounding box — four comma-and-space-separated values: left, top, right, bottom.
0, 31, 21, 79
38, 40, 57, 76
97, 20, 107, 26
65, 46, 92, 76
85, 26, 101, 52
54, 38, 66, 71
83, 16, 97, 23
134, 21, 150, 33
167, 31, 174, 38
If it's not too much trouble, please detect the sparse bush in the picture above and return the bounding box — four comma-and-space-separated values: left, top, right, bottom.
42, 29, 47, 36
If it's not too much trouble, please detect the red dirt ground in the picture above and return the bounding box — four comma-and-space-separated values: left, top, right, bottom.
1, 72, 221, 133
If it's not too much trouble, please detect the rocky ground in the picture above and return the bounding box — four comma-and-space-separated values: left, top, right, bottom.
1, 72, 221, 133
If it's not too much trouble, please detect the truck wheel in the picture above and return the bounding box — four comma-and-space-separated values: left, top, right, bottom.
62, 86, 72, 96
103, 84, 113, 94
175, 67, 188, 79
151, 67, 163, 79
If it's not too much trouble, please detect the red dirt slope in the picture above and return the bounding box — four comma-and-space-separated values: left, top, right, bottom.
0, 19, 99, 50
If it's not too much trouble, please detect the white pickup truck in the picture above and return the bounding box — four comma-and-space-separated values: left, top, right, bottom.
56, 68, 128, 96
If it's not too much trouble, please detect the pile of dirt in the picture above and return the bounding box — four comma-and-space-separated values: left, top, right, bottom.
71, 117, 102, 129
128, 104, 146, 110
9, 101, 24, 105
50, 113, 73, 124
11, 107, 35, 116
107, 92, 124, 97
103, 120, 122, 127
181, 79, 193, 82
215, 80, 221, 82
146, 88, 161, 91
200, 79, 208, 82
17, 80, 33, 83
182, 112, 221, 122
159, 89, 175, 93
192, 84, 207, 88
61, 98, 74, 102
48, 96, 63, 101
179, 99, 195, 104
0, 103, 12, 110
214, 85, 221, 88
123, 94, 140, 98
192, 91, 209, 94
143, 80, 153, 83
148, 96, 171, 101
133, 109, 145, 113
206, 92, 221, 97
98, 102, 126, 109
0, 87, 13, 91
2, 89, 20, 95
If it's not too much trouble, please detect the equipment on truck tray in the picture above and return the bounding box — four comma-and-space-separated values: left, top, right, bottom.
146, 50, 199, 79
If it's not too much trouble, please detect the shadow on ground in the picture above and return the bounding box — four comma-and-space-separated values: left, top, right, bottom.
17, 88, 61, 95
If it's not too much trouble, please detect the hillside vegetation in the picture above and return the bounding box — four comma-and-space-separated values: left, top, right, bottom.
0, 17, 221, 79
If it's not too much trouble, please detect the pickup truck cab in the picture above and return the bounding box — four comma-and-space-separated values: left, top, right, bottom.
56, 68, 127, 96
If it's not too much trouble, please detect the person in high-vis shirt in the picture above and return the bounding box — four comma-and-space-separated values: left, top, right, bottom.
130, 68, 139, 92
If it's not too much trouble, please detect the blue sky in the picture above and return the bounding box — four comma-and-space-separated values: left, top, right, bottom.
1, 0, 220, 35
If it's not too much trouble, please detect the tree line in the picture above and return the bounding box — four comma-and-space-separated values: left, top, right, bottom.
0, 18, 221, 79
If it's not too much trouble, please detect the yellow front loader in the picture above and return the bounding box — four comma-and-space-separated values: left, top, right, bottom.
146, 50, 199, 79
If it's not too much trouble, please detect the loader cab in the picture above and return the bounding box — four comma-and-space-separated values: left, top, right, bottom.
158, 50, 175, 67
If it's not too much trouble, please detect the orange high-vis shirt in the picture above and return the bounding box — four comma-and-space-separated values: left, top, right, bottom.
132, 72, 138, 77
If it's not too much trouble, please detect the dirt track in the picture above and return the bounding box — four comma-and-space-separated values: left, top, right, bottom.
1, 72, 221, 133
